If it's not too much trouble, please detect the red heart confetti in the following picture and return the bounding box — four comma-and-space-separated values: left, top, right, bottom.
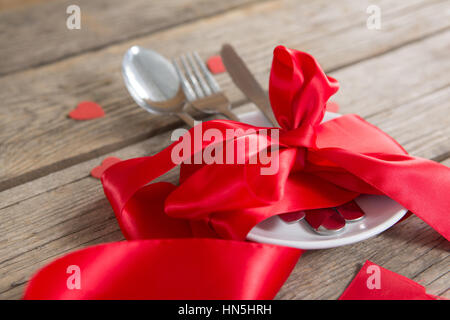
91, 157, 122, 179
335, 200, 365, 221
69, 101, 105, 120
325, 101, 340, 113
305, 208, 346, 231
207, 55, 226, 74
279, 211, 306, 223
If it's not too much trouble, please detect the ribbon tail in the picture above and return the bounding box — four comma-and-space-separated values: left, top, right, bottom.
315, 148, 450, 241
101, 147, 177, 216
23, 239, 301, 300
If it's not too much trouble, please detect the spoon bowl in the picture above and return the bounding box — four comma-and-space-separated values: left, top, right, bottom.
122, 46, 195, 126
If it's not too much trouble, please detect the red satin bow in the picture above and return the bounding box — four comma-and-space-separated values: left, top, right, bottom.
24, 46, 450, 300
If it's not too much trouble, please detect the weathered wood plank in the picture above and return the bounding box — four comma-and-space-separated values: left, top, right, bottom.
0, 82, 449, 298
368, 87, 450, 160
0, 0, 51, 11
0, 0, 261, 75
1, 0, 449, 299
1, 0, 449, 190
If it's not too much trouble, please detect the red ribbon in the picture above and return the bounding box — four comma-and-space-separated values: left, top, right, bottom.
24, 46, 450, 299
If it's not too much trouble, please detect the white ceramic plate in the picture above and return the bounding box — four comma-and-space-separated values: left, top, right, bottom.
239, 109, 408, 249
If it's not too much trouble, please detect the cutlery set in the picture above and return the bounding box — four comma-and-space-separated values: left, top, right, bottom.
173, 52, 239, 122
122, 44, 365, 236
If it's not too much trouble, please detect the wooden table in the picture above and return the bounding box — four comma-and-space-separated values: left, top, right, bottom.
0, 0, 448, 299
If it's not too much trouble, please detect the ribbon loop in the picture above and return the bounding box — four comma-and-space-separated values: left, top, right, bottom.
269, 46, 339, 131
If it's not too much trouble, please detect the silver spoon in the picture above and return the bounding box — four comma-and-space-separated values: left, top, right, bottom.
122, 46, 195, 126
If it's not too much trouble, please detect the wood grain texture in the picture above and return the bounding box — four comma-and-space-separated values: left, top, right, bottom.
368, 87, 450, 161
0, 0, 449, 300
1, 0, 449, 191
0, 64, 449, 299
0, 0, 51, 11
0, 0, 262, 75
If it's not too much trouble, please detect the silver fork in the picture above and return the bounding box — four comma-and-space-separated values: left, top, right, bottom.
172, 52, 240, 122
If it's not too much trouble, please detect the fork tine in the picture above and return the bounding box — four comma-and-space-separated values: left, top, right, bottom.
173, 58, 196, 102
186, 53, 212, 96
193, 52, 221, 94
180, 54, 204, 99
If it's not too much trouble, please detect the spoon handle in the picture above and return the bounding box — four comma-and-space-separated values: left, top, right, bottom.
176, 111, 196, 127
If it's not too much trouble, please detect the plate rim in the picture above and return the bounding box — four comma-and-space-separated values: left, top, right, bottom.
247, 197, 408, 250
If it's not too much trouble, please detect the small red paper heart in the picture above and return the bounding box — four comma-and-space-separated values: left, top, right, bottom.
69, 101, 105, 120
279, 211, 306, 223
335, 200, 365, 221
207, 55, 226, 74
305, 208, 345, 231
325, 101, 340, 113
91, 157, 122, 179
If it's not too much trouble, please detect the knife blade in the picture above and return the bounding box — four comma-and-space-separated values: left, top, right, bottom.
220, 44, 278, 127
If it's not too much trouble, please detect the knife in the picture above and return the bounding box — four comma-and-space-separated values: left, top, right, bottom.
220, 44, 278, 127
